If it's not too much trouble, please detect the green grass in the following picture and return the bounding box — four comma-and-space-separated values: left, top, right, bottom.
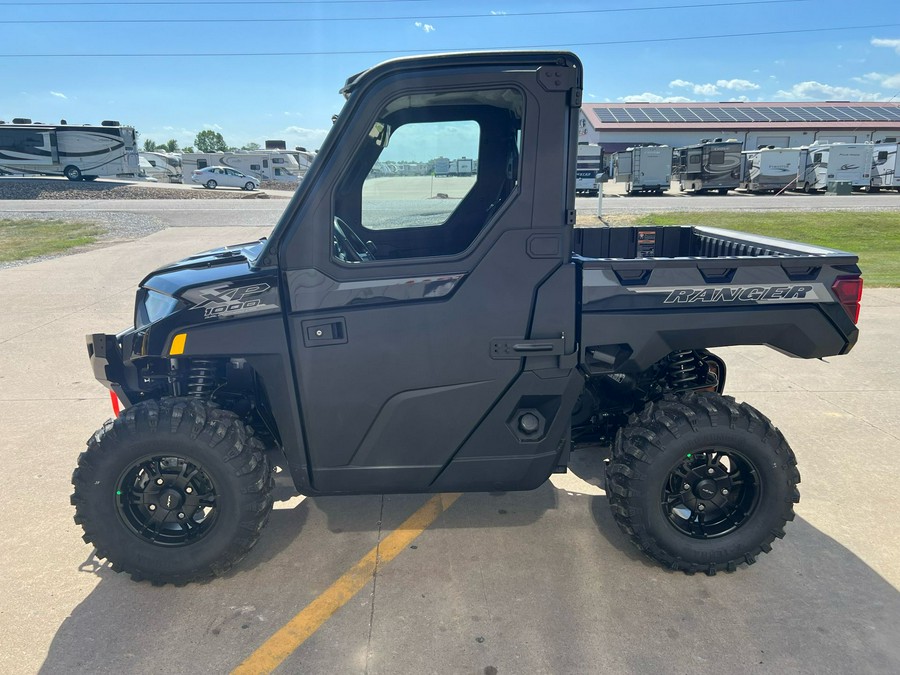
0, 219, 102, 263
631, 211, 900, 287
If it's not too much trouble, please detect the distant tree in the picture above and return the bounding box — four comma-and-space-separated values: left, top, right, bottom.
164, 139, 179, 153
143, 139, 160, 152
195, 130, 228, 153
241, 142, 261, 151
182, 146, 195, 153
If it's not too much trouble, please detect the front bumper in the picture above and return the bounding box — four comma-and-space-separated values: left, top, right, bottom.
86, 332, 140, 407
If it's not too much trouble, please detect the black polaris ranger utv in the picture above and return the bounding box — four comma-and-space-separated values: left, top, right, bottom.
72, 52, 862, 584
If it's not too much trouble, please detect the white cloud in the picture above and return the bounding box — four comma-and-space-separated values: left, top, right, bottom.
490, 10, 507, 15
668, 79, 720, 96
620, 92, 693, 103
414, 21, 435, 33
871, 38, 900, 55
716, 79, 760, 91
853, 72, 900, 88
693, 83, 720, 96
50, 91, 67, 99
203, 123, 223, 130
774, 81, 885, 101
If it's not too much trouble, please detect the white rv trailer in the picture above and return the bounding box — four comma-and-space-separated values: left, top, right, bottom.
869, 143, 899, 191
575, 143, 604, 195
796, 141, 874, 192
139, 151, 182, 183
740, 147, 801, 193
613, 145, 670, 194
181, 151, 301, 184
675, 138, 742, 193
0, 118, 139, 180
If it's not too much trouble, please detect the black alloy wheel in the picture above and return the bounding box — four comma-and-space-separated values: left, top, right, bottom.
661, 448, 760, 539
116, 454, 220, 547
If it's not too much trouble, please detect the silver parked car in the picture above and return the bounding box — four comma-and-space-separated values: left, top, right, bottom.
191, 166, 260, 190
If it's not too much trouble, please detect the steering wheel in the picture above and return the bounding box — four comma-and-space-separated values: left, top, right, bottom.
333, 216, 374, 263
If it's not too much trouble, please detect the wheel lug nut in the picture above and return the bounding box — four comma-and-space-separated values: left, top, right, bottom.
148, 504, 156, 511
185, 486, 193, 494
721, 489, 729, 496
707, 468, 715, 475
156, 478, 164, 485
683, 483, 690, 491
177, 512, 185, 520
697, 504, 705, 511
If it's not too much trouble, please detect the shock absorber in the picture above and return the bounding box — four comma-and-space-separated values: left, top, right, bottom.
186, 359, 221, 398
666, 350, 701, 389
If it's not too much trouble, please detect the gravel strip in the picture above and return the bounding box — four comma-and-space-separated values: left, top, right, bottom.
0, 178, 281, 200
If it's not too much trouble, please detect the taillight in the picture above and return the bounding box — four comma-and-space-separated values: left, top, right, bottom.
832, 276, 863, 324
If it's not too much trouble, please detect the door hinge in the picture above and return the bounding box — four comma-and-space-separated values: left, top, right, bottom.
566, 209, 577, 226
570, 87, 583, 108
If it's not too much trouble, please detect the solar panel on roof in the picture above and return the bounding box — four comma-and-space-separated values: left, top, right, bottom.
743, 108, 769, 122
645, 108, 668, 122
809, 107, 840, 121
846, 106, 878, 121
862, 107, 893, 122
823, 107, 856, 121
877, 107, 900, 121
692, 108, 719, 121
605, 107, 628, 123
596, 109, 617, 123
628, 109, 653, 122
775, 108, 806, 121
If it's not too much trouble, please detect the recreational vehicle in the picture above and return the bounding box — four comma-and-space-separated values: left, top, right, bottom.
675, 139, 742, 194
613, 145, 670, 194
139, 151, 182, 183
181, 151, 301, 184
740, 147, 801, 193
796, 142, 874, 192
0, 119, 139, 180
575, 143, 604, 195
448, 157, 475, 176
869, 143, 899, 191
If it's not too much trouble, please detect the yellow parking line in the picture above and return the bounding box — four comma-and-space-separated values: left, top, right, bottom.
232, 492, 462, 675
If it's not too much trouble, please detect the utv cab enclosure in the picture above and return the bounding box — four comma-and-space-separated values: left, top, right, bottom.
73, 52, 863, 585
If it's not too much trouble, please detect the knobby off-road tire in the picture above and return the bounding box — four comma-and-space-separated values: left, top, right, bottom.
606, 391, 800, 576
71, 398, 274, 585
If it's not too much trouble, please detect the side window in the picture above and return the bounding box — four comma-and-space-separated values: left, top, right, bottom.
708, 150, 725, 165
333, 88, 523, 263
877, 151, 888, 161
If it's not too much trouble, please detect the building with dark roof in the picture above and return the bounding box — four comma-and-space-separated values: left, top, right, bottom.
579, 101, 900, 152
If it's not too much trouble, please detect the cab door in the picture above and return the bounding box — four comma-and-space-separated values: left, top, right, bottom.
277, 54, 583, 494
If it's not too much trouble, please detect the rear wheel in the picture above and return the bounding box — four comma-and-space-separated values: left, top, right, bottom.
606, 391, 800, 575
71, 398, 274, 584
205, 179, 217, 189
64, 165, 82, 181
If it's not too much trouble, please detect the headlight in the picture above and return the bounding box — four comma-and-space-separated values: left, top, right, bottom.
135, 289, 181, 329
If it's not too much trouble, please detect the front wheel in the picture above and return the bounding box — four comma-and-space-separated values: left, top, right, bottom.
71, 398, 274, 584
606, 391, 800, 575
244, 181, 255, 191
64, 165, 82, 181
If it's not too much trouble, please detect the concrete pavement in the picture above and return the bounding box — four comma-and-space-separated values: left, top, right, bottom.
0, 226, 897, 674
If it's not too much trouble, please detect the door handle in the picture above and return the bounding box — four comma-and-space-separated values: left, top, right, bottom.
301, 317, 347, 347
490, 337, 565, 359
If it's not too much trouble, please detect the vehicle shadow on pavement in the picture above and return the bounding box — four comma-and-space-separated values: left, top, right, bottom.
40, 484, 900, 673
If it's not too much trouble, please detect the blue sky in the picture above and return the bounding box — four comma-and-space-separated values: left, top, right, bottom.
1, 0, 898, 151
